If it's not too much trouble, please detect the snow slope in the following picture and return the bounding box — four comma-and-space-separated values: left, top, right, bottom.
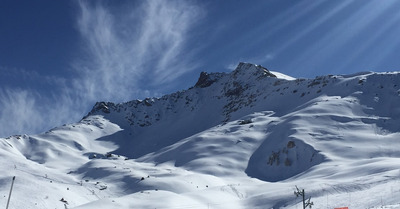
1, 62, 400, 208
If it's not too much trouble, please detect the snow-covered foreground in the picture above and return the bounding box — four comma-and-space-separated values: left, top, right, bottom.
1, 63, 400, 209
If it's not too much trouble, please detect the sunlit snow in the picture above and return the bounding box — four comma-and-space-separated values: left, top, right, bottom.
1, 63, 400, 209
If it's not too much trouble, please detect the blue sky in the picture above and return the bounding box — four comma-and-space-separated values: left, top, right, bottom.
1, 0, 400, 137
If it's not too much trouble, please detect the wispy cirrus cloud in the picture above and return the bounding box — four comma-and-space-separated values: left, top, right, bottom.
0, 89, 38, 136
0, 67, 81, 137
0, 0, 203, 137
0, 88, 83, 137
73, 0, 203, 102
0, 66, 68, 88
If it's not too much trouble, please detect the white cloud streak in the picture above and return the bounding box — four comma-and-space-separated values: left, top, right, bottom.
0, 66, 68, 87
0, 88, 83, 137
73, 0, 202, 102
0, 89, 38, 135
0, 0, 202, 137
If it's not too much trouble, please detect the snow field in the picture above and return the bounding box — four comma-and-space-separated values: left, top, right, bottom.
1, 63, 400, 208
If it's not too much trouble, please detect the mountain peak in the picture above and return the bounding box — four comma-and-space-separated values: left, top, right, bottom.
194, 62, 277, 89
194, 71, 223, 88
232, 62, 277, 79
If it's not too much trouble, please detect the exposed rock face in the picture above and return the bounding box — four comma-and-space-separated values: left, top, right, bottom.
88, 62, 279, 122
194, 62, 276, 88
84, 62, 284, 158
287, 141, 296, 149
194, 72, 218, 88
232, 62, 277, 79
92, 102, 111, 114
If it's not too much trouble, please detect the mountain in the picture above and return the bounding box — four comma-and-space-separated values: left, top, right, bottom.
1, 62, 400, 209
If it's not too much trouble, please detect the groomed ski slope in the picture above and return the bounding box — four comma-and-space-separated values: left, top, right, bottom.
1, 63, 400, 209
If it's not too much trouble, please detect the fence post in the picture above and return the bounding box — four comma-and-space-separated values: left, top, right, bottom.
6, 176, 16, 209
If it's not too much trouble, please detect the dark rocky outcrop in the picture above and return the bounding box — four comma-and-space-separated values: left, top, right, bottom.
194, 72, 219, 88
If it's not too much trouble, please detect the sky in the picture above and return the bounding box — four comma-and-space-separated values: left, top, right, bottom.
1, 0, 400, 137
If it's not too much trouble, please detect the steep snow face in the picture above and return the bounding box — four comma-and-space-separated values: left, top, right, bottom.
2, 63, 400, 209
270, 71, 295, 80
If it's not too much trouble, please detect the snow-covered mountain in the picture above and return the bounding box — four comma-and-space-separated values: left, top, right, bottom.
1, 62, 400, 209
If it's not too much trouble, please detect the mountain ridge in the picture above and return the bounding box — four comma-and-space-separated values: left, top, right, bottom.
2, 62, 400, 208
82, 62, 400, 182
